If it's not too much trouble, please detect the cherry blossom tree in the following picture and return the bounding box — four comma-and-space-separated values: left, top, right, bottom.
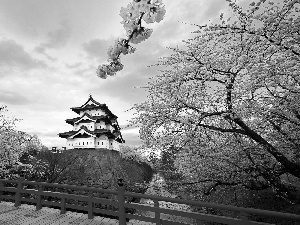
130, 0, 300, 202
0, 105, 46, 179
96, 0, 165, 79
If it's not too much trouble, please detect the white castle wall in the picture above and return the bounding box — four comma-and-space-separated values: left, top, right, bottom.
80, 108, 106, 116
96, 121, 106, 129
67, 137, 95, 149
109, 139, 120, 151
74, 122, 95, 131
66, 136, 120, 151
64, 104, 121, 151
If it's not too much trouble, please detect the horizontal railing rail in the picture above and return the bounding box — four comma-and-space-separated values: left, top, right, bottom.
0, 177, 300, 225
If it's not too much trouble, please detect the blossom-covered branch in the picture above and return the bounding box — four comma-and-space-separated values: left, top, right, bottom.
96, 0, 166, 79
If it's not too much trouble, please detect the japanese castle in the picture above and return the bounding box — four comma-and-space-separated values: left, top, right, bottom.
58, 95, 125, 151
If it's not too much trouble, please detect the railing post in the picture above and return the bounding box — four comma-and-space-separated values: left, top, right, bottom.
118, 178, 126, 225
153, 200, 161, 225
15, 177, 25, 207
0, 180, 3, 203
36, 185, 43, 210
60, 197, 66, 214
88, 191, 94, 219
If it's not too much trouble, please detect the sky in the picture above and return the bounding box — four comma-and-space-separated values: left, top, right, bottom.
0, 0, 238, 148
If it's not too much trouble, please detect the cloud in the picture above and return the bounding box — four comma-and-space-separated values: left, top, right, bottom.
0, 39, 46, 70
71, 35, 173, 112
39, 21, 71, 49
65, 62, 82, 69
82, 38, 113, 61
0, 91, 31, 105
34, 46, 57, 61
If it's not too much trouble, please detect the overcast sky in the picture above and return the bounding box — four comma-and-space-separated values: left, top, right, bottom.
0, 0, 237, 148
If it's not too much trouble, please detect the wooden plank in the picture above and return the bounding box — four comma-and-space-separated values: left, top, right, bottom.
127, 219, 154, 225
22, 181, 118, 195
0, 206, 35, 224
1, 187, 17, 192
0, 206, 17, 214
47, 211, 87, 225
0, 206, 32, 219
0, 202, 120, 225
0, 202, 18, 214
65, 214, 91, 225
88, 217, 105, 225
41, 191, 89, 201
0, 179, 18, 184
31, 213, 68, 225
28, 209, 75, 225
8, 208, 51, 225
23, 208, 64, 225
126, 213, 156, 223
0, 195, 15, 201
160, 219, 191, 225
97, 217, 118, 225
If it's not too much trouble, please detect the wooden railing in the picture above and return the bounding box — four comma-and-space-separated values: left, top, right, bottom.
0, 177, 300, 225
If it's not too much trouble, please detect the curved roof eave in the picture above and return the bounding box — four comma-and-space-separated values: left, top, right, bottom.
69, 126, 96, 139
74, 113, 97, 124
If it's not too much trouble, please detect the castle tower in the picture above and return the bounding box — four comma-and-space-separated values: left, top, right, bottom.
58, 95, 125, 151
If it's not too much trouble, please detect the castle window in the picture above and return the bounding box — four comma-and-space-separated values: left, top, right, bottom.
79, 143, 80, 145
87, 142, 88, 145
98, 142, 99, 145
102, 142, 103, 145
83, 142, 84, 145
111, 143, 112, 145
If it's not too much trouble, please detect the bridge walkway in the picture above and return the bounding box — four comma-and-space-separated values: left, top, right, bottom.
0, 202, 152, 225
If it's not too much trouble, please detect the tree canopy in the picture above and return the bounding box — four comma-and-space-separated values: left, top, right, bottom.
131, 0, 300, 202
0, 105, 47, 179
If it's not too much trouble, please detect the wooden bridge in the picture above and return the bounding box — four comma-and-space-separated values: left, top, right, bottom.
0, 178, 300, 225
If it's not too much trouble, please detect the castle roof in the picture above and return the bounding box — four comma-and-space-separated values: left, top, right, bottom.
66, 114, 113, 126
58, 125, 125, 143
70, 95, 117, 119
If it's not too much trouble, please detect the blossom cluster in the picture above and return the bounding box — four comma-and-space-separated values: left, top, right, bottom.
96, 60, 124, 79
107, 38, 136, 60
120, 0, 165, 36
97, 0, 165, 79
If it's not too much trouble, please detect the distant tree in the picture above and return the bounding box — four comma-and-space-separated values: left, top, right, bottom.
0, 105, 45, 179
120, 145, 149, 164
19, 134, 48, 164
160, 145, 179, 172
131, 0, 300, 203
26, 150, 83, 183
97, 0, 166, 79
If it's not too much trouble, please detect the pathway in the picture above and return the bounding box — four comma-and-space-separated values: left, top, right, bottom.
0, 202, 153, 225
